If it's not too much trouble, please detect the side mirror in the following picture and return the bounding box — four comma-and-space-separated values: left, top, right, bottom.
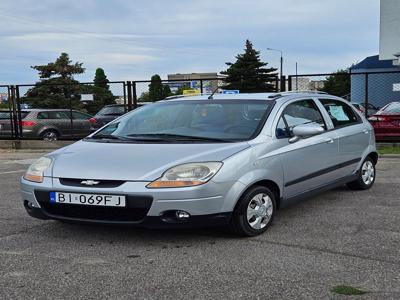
289, 123, 324, 143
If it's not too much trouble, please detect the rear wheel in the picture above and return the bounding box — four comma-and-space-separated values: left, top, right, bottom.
229, 186, 276, 237
346, 156, 376, 190
41, 130, 59, 141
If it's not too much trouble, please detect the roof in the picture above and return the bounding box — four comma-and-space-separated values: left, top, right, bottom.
166, 91, 333, 102
351, 55, 398, 70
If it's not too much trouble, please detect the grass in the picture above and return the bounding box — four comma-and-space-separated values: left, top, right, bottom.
377, 145, 400, 155
331, 285, 368, 296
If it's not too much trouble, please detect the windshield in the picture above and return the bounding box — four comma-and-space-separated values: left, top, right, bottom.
96, 106, 125, 116
378, 102, 400, 114
91, 100, 273, 142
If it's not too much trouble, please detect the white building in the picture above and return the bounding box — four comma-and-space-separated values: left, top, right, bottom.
380, 0, 400, 64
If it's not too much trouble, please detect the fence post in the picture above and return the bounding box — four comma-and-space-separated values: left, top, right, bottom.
364, 73, 369, 118
200, 79, 204, 94
7, 86, 14, 139
127, 81, 133, 111
288, 76, 292, 91
15, 86, 23, 138
281, 75, 286, 92
132, 81, 137, 109
10, 86, 20, 139
122, 82, 127, 113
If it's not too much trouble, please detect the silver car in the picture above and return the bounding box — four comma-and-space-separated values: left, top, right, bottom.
20, 92, 378, 236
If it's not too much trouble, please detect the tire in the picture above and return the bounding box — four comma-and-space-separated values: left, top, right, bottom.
229, 186, 276, 237
41, 130, 59, 141
346, 156, 376, 190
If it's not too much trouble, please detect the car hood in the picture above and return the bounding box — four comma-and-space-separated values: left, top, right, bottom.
50, 140, 249, 181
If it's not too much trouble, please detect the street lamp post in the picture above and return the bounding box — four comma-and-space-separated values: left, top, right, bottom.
266, 48, 283, 91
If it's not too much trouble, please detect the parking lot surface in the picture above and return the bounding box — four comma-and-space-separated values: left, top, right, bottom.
0, 150, 399, 299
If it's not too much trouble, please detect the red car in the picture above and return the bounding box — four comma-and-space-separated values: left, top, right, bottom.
368, 102, 400, 140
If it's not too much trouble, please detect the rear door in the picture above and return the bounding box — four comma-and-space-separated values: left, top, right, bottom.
38, 111, 73, 138
318, 98, 370, 177
275, 99, 340, 198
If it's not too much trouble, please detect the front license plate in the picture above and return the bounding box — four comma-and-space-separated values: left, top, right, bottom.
49, 192, 126, 207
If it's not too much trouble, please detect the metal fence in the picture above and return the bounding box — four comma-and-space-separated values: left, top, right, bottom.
0, 76, 280, 140
1, 70, 399, 140
287, 70, 400, 118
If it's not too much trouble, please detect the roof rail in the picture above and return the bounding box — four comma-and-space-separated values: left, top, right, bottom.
267, 90, 328, 99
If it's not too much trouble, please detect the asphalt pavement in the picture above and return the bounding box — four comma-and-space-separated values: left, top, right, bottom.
0, 150, 399, 299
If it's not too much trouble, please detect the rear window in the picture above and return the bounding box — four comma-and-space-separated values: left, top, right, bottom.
0, 111, 29, 119
96, 106, 125, 116
378, 102, 400, 114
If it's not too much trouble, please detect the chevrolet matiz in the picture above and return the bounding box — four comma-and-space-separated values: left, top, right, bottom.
21, 91, 378, 236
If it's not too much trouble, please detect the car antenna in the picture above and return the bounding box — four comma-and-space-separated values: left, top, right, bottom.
208, 87, 220, 100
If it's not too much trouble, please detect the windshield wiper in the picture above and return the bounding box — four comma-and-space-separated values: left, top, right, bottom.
86, 134, 128, 141
126, 133, 231, 142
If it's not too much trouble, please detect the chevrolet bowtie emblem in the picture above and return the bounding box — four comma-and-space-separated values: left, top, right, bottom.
80, 180, 100, 186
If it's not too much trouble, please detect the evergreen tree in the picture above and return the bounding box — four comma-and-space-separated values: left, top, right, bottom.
148, 74, 171, 101
24, 53, 85, 109
148, 74, 165, 101
320, 69, 350, 97
86, 68, 116, 114
221, 40, 278, 92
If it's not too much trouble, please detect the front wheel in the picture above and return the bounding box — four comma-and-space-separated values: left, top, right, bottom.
229, 186, 276, 237
346, 156, 376, 190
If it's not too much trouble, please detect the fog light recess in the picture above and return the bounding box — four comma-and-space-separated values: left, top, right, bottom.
176, 210, 190, 220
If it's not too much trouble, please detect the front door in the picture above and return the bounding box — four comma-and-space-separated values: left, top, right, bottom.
275, 99, 340, 199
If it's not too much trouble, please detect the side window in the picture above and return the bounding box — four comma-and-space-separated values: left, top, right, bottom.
37, 112, 49, 119
48, 111, 69, 119
72, 112, 90, 120
276, 100, 325, 139
319, 99, 360, 128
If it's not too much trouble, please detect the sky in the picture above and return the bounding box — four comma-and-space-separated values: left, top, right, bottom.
0, 0, 380, 85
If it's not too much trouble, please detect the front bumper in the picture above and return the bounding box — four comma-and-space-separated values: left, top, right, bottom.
20, 176, 242, 227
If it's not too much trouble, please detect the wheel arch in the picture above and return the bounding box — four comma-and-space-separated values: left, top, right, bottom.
234, 179, 281, 211
367, 151, 378, 165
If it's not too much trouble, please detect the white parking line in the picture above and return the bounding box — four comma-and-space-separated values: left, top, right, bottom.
0, 170, 26, 175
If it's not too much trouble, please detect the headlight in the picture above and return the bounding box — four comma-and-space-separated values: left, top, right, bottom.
24, 157, 53, 183
147, 162, 223, 188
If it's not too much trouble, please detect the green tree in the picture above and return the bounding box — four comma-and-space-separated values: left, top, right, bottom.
138, 91, 150, 102
163, 85, 172, 98
148, 74, 172, 102
24, 53, 85, 109
173, 83, 190, 96
320, 69, 350, 97
221, 40, 278, 92
85, 68, 116, 114
148, 74, 167, 101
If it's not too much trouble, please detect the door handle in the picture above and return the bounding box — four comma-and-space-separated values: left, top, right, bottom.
325, 138, 334, 144
363, 129, 369, 134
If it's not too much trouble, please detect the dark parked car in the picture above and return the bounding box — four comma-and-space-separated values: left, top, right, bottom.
0, 109, 93, 140
90, 103, 147, 131
89, 105, 126, 130
352, 102, 379, 116
368, 102, 400, 140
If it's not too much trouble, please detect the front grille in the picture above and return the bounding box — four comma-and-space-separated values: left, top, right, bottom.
35, 190, 152, 222
59, 178, 125, 188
